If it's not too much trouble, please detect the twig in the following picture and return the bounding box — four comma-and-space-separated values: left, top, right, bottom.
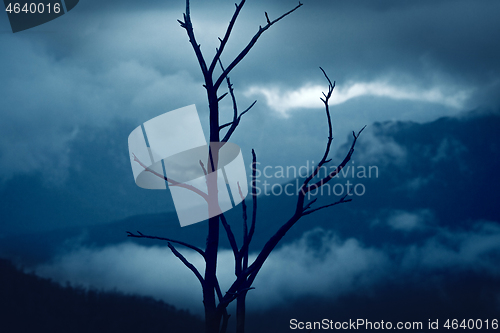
303, 198, 317, 211
127, 231, 206, 258
218, 92, 228, 102
302, 193, 352, 216
219, 121, 233, 131
208, 0, 247, 75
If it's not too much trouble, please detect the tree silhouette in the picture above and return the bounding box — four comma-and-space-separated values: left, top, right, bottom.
127, 1, 364, 332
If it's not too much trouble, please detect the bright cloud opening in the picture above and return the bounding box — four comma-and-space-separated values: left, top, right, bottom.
245, 81, 471, 117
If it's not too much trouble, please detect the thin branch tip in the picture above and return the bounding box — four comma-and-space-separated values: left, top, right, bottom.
358, 125, 367, 136
125, 231, 205, 257
319, 67, 334, 89
218, 92, 228, 102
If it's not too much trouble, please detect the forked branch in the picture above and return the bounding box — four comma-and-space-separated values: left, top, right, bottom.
304, 126, 366, 194
214, 2, 303, 90
217, 57, 257, 143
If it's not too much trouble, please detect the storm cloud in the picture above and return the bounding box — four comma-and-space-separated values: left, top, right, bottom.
1, 0, 499, 181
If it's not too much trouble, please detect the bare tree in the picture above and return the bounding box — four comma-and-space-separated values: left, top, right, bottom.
127, 1, 364, 332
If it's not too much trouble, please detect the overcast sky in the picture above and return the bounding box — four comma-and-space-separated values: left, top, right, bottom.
1, 0, 499, 181
1, 1, 500, 330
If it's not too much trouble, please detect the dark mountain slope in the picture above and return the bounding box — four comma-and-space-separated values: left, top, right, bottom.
0, 258, 203, 333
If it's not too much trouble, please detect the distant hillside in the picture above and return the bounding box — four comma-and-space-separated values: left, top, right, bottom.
2, 109, 500, 265
0, 258, 203, 333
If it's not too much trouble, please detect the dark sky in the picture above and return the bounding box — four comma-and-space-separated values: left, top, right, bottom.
1, 0, 499, 181
1, 0, 500, 329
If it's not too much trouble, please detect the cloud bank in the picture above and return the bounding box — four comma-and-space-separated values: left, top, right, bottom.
34, 220, 500, 314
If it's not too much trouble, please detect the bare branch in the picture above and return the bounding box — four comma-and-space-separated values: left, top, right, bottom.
132, 153, 209, 201
167, 242, 205, 286
220, 55, 238, 141
199, 160, 208, 176
303, 198, 317, 211
299, 67, 335, 192
218, 211, 302, 310
208, 0, 246, 74
239, 101, 257, 120
222, 101, 256, 143
304, 125, 366, 193
215, 277, 232, 333
218, 72, 364, 309
223, 287, 255, 305
237, 182, 248, 273
239, 149, 257, 269
238, 182, 248, 245
220, 214, 240, 270
179, 1, 209, 80
217, 56, 257, 142
320, 66, 334, 90
225, 287, 255, 297
219, 121, 233, 131
248, 149, 258, 248
126, 231, 206, 258
302, 194, 352, 216
214, 2, 303, 90
217, 92, 229, 102
215, 279, 223, 301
